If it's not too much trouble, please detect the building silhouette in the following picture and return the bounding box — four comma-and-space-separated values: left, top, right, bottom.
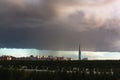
79, 44, 81, 60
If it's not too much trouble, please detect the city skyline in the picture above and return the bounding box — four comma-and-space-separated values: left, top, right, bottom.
0, 48, 120, 60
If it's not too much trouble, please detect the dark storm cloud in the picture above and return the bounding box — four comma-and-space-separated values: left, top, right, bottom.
0, 25, 118, 51
0, 0, 120, 51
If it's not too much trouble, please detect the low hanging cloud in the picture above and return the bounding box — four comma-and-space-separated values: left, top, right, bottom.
0, 0, 120, 51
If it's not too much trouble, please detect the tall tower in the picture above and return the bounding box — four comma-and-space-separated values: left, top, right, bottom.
79, 44, 81, 60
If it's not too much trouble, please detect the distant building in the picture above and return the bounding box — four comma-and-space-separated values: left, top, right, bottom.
79, 44, 81, 60
0, 55, 14, 60
56, 57, 64, 60
82, 58, 88, 60
0, 55, 72, 61
66, 57, 72, 60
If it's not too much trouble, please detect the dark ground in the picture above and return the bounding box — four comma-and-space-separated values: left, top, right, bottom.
0, 60, 120, 80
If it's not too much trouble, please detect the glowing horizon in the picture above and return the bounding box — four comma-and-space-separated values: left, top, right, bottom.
0, 48, 120, 60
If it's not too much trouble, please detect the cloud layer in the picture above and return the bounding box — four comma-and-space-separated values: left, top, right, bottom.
0, 0, 120, 51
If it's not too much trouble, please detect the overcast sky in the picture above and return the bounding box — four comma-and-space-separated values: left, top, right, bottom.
0, 0, 120, 53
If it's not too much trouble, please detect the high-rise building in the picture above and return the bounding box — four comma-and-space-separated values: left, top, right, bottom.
79, 44, 81, 60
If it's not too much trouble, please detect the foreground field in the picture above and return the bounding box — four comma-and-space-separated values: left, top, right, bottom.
0, 60, 120, 80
